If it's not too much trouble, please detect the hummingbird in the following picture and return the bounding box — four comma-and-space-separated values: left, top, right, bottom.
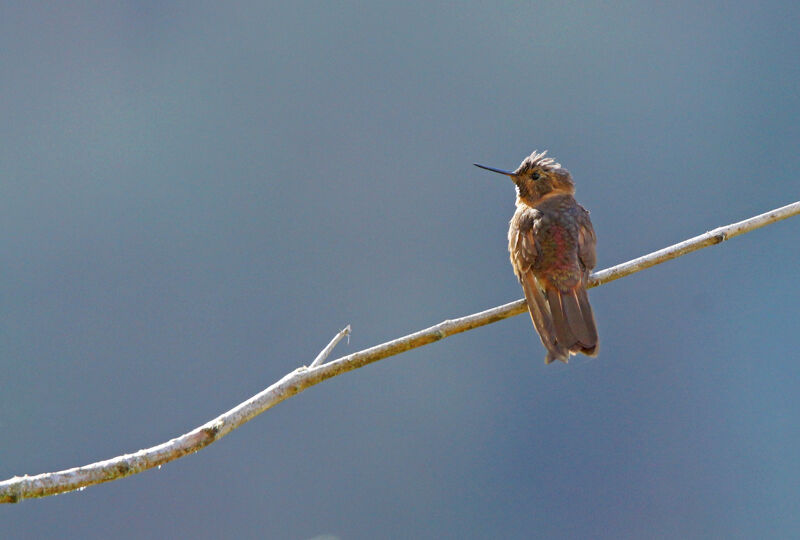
475, 150, 598, 364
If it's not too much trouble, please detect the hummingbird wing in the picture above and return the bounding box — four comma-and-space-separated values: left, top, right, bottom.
576, 205, 597, 274
509, 214, 569, 363
571, 206, 599, 353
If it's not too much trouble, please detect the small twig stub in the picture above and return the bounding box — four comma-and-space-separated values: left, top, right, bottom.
310, 325, 352, 368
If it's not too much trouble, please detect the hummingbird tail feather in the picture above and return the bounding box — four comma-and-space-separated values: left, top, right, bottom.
520, 273, 568, 363
547, 285, 599, 358
546, 287, 578, 354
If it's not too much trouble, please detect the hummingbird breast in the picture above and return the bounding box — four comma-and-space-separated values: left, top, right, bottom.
510, 194, 584, 290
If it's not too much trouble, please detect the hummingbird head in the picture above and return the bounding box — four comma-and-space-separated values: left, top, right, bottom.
474, 150, 575, 205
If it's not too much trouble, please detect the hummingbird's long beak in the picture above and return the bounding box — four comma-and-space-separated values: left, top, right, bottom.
473, 163, 515, 176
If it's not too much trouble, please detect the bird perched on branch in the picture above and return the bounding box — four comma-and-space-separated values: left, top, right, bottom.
475, 150, 598, 364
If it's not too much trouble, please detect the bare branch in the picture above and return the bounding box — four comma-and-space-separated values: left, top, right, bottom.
588, 200, 800, 287
310, 325, 352, 368
2, 201, 798, 503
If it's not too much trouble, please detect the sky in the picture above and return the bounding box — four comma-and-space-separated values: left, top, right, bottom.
2, 2, 800, 538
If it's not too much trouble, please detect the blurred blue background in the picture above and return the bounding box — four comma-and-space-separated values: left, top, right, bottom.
2, 2, 799, 538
